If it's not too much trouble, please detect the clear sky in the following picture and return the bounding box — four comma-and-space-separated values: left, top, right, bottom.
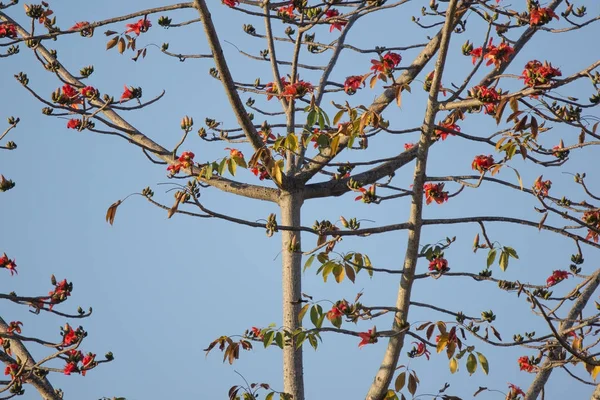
1, 1, 600, 399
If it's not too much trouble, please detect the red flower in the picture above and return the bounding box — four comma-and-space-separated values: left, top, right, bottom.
434, 121, 460, 141
0, 23, 17, 39
282, 79, 314, 99
428, 257, 449, 273
225, 148, 244, 159
0, 253, 17, 276
64, 362, 78, 375
48, 279, 72, 310
469, 85, 501, 114
125, 18, 151, 36
278, 3, 296, 19
250, 327, 264, 339
62, 324, 78, 346
81, 353, 96, 376
470, 39, 514, 67
521, 60, 561, 87
552, 140, 569, 159
4, 363, 18, 377
517, 356, 537, 372
67, 119, 82, 130
178, 151, 195, 167
546, 270, 570, 287
80, 86, 98, 99
355, 185, 376, 203
251, 166, 269, 180
54, 84, 83, 109
7, 321, 22, 335
325, 9, 347, 32
371, 52, 401, 75
530, 7, 559, 27
69, 21, 94, 36
533, 176, 551, 197
469, 46, 483, 65
222, 0, 239, 7
344, 75, 365, 95
583, 210, 600, 243
409, 342, 431, 360
508, 383, 525, 399
404, 143, 415, 150
423, 183, 449, 205
326, 301, 349, 322
358, 328, 377, 348
472, 155, 495, 173
120, 85, 142, 102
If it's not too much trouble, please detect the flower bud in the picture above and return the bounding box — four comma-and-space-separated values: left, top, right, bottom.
180, 115, 193, 130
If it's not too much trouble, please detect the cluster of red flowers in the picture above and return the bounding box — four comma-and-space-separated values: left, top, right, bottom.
125, 18, 151, 36
0, 253, 17, 276
6, 321, 22, 335
0, 23, 17, 39
80, 85, 99, 99
167, 151, 195, 175
517, 355, 537, 372
434, 121, 460, 141
325, 9, 347, 32
64, 350, 96, 376
358, 328, 377, 348
423, 183, 449, 205
521, 60, 561, 87
121, 85, 142, 102
470, 39, 514, 68
507, 383, 525, 399
344, 75, 365, 95
265, 77, 314, 100
533, 176, 552, 197
250, 326, 264, 340
546, 270, 570, 287
472, 155, 495, 173
582, 210, 600, 243
404, 143, 415, 150
53, 84, 84, 109
428, 256, 449, 274
529, 6, 559, 27
222, 0, 239, 7
226, 148, 244, 160
371, 52, 402, 76
469, 85, 501, 114
47, 279, 72, 310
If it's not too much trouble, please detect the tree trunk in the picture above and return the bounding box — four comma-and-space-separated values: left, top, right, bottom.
279, 191, 305, 400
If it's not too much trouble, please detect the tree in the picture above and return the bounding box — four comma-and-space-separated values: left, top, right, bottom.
1, 0, 600, 399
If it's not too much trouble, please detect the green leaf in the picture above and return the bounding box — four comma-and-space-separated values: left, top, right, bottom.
310, 305, 319, 328
308, 333, 318, 350
303, 254, 315, 272
504, 246, 519, 259
263, 330, 275, 348
333, 110, 345, 126
218, 158, 227, 176
295, 331, 306, 349
364, 254, 373, 278
228, 158, 237, 176
487, 249, 497, 268
318, 111, 325, 130
306, 110, 316, 127
286, 133, 298, 152
322, 261, 335, 282
275, 332, 284, 349
477, 352, 489, 375
321, 108, 330, 126
299, 303, 309, 324
499, 250, 509, 271
466, 353, 477, 375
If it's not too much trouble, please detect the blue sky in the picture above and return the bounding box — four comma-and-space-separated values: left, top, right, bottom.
1, 1, 600, 399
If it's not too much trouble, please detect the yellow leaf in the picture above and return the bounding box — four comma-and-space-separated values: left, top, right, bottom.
436, 334, 448, 353
592, 365, 600, 381
449, 357, 458, 374
105, 200, 122, 225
